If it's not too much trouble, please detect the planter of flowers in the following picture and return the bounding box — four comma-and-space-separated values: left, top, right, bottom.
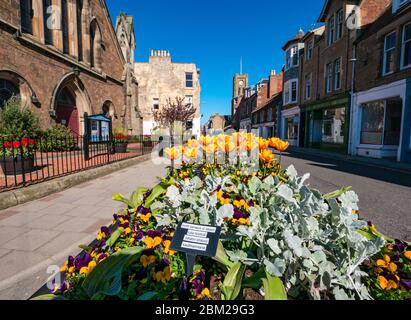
114, 135, 129, 153
1, 138, 36, 175
35, 133, 411, 301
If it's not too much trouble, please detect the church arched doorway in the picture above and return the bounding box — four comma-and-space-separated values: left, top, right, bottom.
55, 87, 79, 136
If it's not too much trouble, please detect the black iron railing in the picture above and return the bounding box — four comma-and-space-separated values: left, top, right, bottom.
0, 135, 158, 192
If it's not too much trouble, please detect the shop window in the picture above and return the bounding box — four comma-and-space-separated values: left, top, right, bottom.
286, 116, 299, 140
322, 107, 345, 144
360, 98, 402, 145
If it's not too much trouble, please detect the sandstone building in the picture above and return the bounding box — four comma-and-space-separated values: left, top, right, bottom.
0, 0, 140, 136
134, 50, 201, 138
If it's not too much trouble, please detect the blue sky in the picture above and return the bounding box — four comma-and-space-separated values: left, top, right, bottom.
106, 0, 325, 124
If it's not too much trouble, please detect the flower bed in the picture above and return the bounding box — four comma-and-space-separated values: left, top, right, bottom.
38, 133, 410, 301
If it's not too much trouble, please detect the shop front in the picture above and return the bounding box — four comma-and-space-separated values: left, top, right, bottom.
350, 80, 407, 162
303, 94, 350, 154
281, 106, 300, 147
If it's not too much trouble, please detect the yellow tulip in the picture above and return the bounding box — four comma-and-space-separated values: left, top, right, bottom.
276, 140, 290, 152
165, 147, 182, 161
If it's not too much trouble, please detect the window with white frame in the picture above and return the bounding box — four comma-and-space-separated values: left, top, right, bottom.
383, 32, 396, 75
336, 10, 344, 40
334, 58, 341, 90
325, 63, 333, 93
401, 23, 411, 69
284, 81, 290, 103
393, 0, 411, 13
284, 79, 298, 105
285, 45, 299, 70
327, 16, 335, 46
305, 73, 312, 101
306, 39, 314, 60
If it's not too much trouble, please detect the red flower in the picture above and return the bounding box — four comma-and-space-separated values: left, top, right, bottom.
3, 141, 12, 149
29, 139, 36, 146
21, 138, 29, 147
13, 141, 21, 149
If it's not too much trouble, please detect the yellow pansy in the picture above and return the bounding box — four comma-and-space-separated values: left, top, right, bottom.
154, 267, 171, 283
163, 240, 177, 256
140, 255, 156, 268
405, 251, 411, 260
140, 212, 152, 223
144, 236, 162, 249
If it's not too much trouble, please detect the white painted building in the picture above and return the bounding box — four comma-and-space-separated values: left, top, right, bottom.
349, 79, 406, 161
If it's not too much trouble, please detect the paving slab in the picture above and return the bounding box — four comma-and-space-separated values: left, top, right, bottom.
0, 160, 167, 299
3, 229, 61, 251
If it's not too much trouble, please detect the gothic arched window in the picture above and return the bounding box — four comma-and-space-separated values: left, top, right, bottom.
20, 0, 33, 34
90, 19, 102, 69
76, 0, 83, 61
0, 79, 20, 108
61, 0, 69, 54
43, 0, 53, 44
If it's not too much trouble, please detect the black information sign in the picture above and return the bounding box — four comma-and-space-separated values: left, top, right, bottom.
170, 222, 221, 277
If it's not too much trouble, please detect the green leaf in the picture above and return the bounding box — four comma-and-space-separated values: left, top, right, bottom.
112, 193, 134, 208
221, 262, 246, 300
104, 228, 123, 249
130, 187, 149, 208
82, 246, 143, 298
213, 241, 234, 269
144, 184, 167, 208
249, 176, 262, 195
30, 294, 68, 300
323, 186, 352, 200
137, 291, 158, 300
262, 272, 287, 301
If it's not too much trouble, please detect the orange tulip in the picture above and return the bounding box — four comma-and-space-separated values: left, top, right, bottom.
269, 137, 280, 149
276, 140, 289, 152
259, 138, 270, 150
165, 147, 182, 160
259, 149, 275, 163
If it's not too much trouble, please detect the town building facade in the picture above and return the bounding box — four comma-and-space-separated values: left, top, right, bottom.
281, 30, 305, 147
350, 0, 411, 163
0, 0, 140, 136
298, 0, 391, 154
202, 113, 231, 134
252, 70, 283, 138
134, 50, 201, 138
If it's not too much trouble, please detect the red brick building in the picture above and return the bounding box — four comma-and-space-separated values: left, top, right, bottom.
350, 0, 411, 162
0, 0, 139, 136
298, 0, 391, 153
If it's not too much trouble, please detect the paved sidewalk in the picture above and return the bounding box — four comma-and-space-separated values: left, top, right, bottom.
0, 160, 167, 300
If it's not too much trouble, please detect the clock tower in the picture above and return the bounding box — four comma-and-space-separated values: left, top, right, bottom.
233, 73, 248, 98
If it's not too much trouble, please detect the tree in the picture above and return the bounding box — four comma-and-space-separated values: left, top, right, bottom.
153, 96, 196, 148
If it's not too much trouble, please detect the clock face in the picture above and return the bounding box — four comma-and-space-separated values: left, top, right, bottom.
239, 80, 244, 86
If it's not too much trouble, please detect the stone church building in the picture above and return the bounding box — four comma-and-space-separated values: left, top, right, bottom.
0, 0, 140, 136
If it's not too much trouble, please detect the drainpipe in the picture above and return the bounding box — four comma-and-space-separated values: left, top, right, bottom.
348, 45, 357, 156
